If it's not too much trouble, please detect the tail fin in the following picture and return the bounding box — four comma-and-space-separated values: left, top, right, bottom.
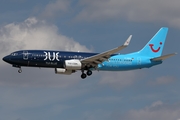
138, 27, 168, 57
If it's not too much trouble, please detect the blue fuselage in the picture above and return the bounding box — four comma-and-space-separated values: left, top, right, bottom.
3, 50, 162, 71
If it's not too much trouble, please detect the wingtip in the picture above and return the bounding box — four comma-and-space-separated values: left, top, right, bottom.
124, 35, 132, 46
172, 52, 178, 55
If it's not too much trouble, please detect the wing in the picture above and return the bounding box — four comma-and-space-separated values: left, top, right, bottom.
81, 35, 132, 67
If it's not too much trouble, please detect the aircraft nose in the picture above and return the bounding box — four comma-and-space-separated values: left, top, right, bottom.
2, 56, 10, 63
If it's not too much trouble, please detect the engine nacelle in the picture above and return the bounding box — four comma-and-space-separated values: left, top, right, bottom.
55, 68, 75, 75
64, 59, 82, 70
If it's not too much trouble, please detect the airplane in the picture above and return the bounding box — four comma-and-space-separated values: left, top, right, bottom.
2, 27, 177, 79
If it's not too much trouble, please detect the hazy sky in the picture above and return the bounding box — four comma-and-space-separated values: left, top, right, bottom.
0, 0, 180, 120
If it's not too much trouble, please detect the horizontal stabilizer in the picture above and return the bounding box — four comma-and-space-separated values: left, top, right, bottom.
151, 53, 177, 61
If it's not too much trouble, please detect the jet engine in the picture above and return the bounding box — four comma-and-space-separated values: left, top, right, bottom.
55, 68, 75, 75
64, 59, 82, 70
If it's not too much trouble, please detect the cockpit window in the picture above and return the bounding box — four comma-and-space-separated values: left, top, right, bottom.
11, 53, 18, 56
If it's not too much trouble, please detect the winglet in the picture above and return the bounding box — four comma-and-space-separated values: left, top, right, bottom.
124, 35, 132, 46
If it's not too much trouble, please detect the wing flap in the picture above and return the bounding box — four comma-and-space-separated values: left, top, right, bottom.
151, 53, 177, 61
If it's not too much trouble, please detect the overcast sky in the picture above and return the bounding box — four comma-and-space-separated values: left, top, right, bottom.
0, 0, 180, 120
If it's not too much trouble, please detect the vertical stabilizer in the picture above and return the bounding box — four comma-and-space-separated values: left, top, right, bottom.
138, 27, 168, 57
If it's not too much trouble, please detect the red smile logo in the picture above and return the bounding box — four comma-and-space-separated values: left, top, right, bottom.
149, 42, 162, 52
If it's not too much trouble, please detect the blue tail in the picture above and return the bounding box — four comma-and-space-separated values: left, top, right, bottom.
138, 27, 168, 57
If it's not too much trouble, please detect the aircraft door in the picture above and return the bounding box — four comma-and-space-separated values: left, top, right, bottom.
137, 58, 141, 65
23, 51, 28, 60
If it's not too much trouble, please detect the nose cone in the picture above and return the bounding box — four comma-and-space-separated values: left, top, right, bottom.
2, 56, 10, 63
